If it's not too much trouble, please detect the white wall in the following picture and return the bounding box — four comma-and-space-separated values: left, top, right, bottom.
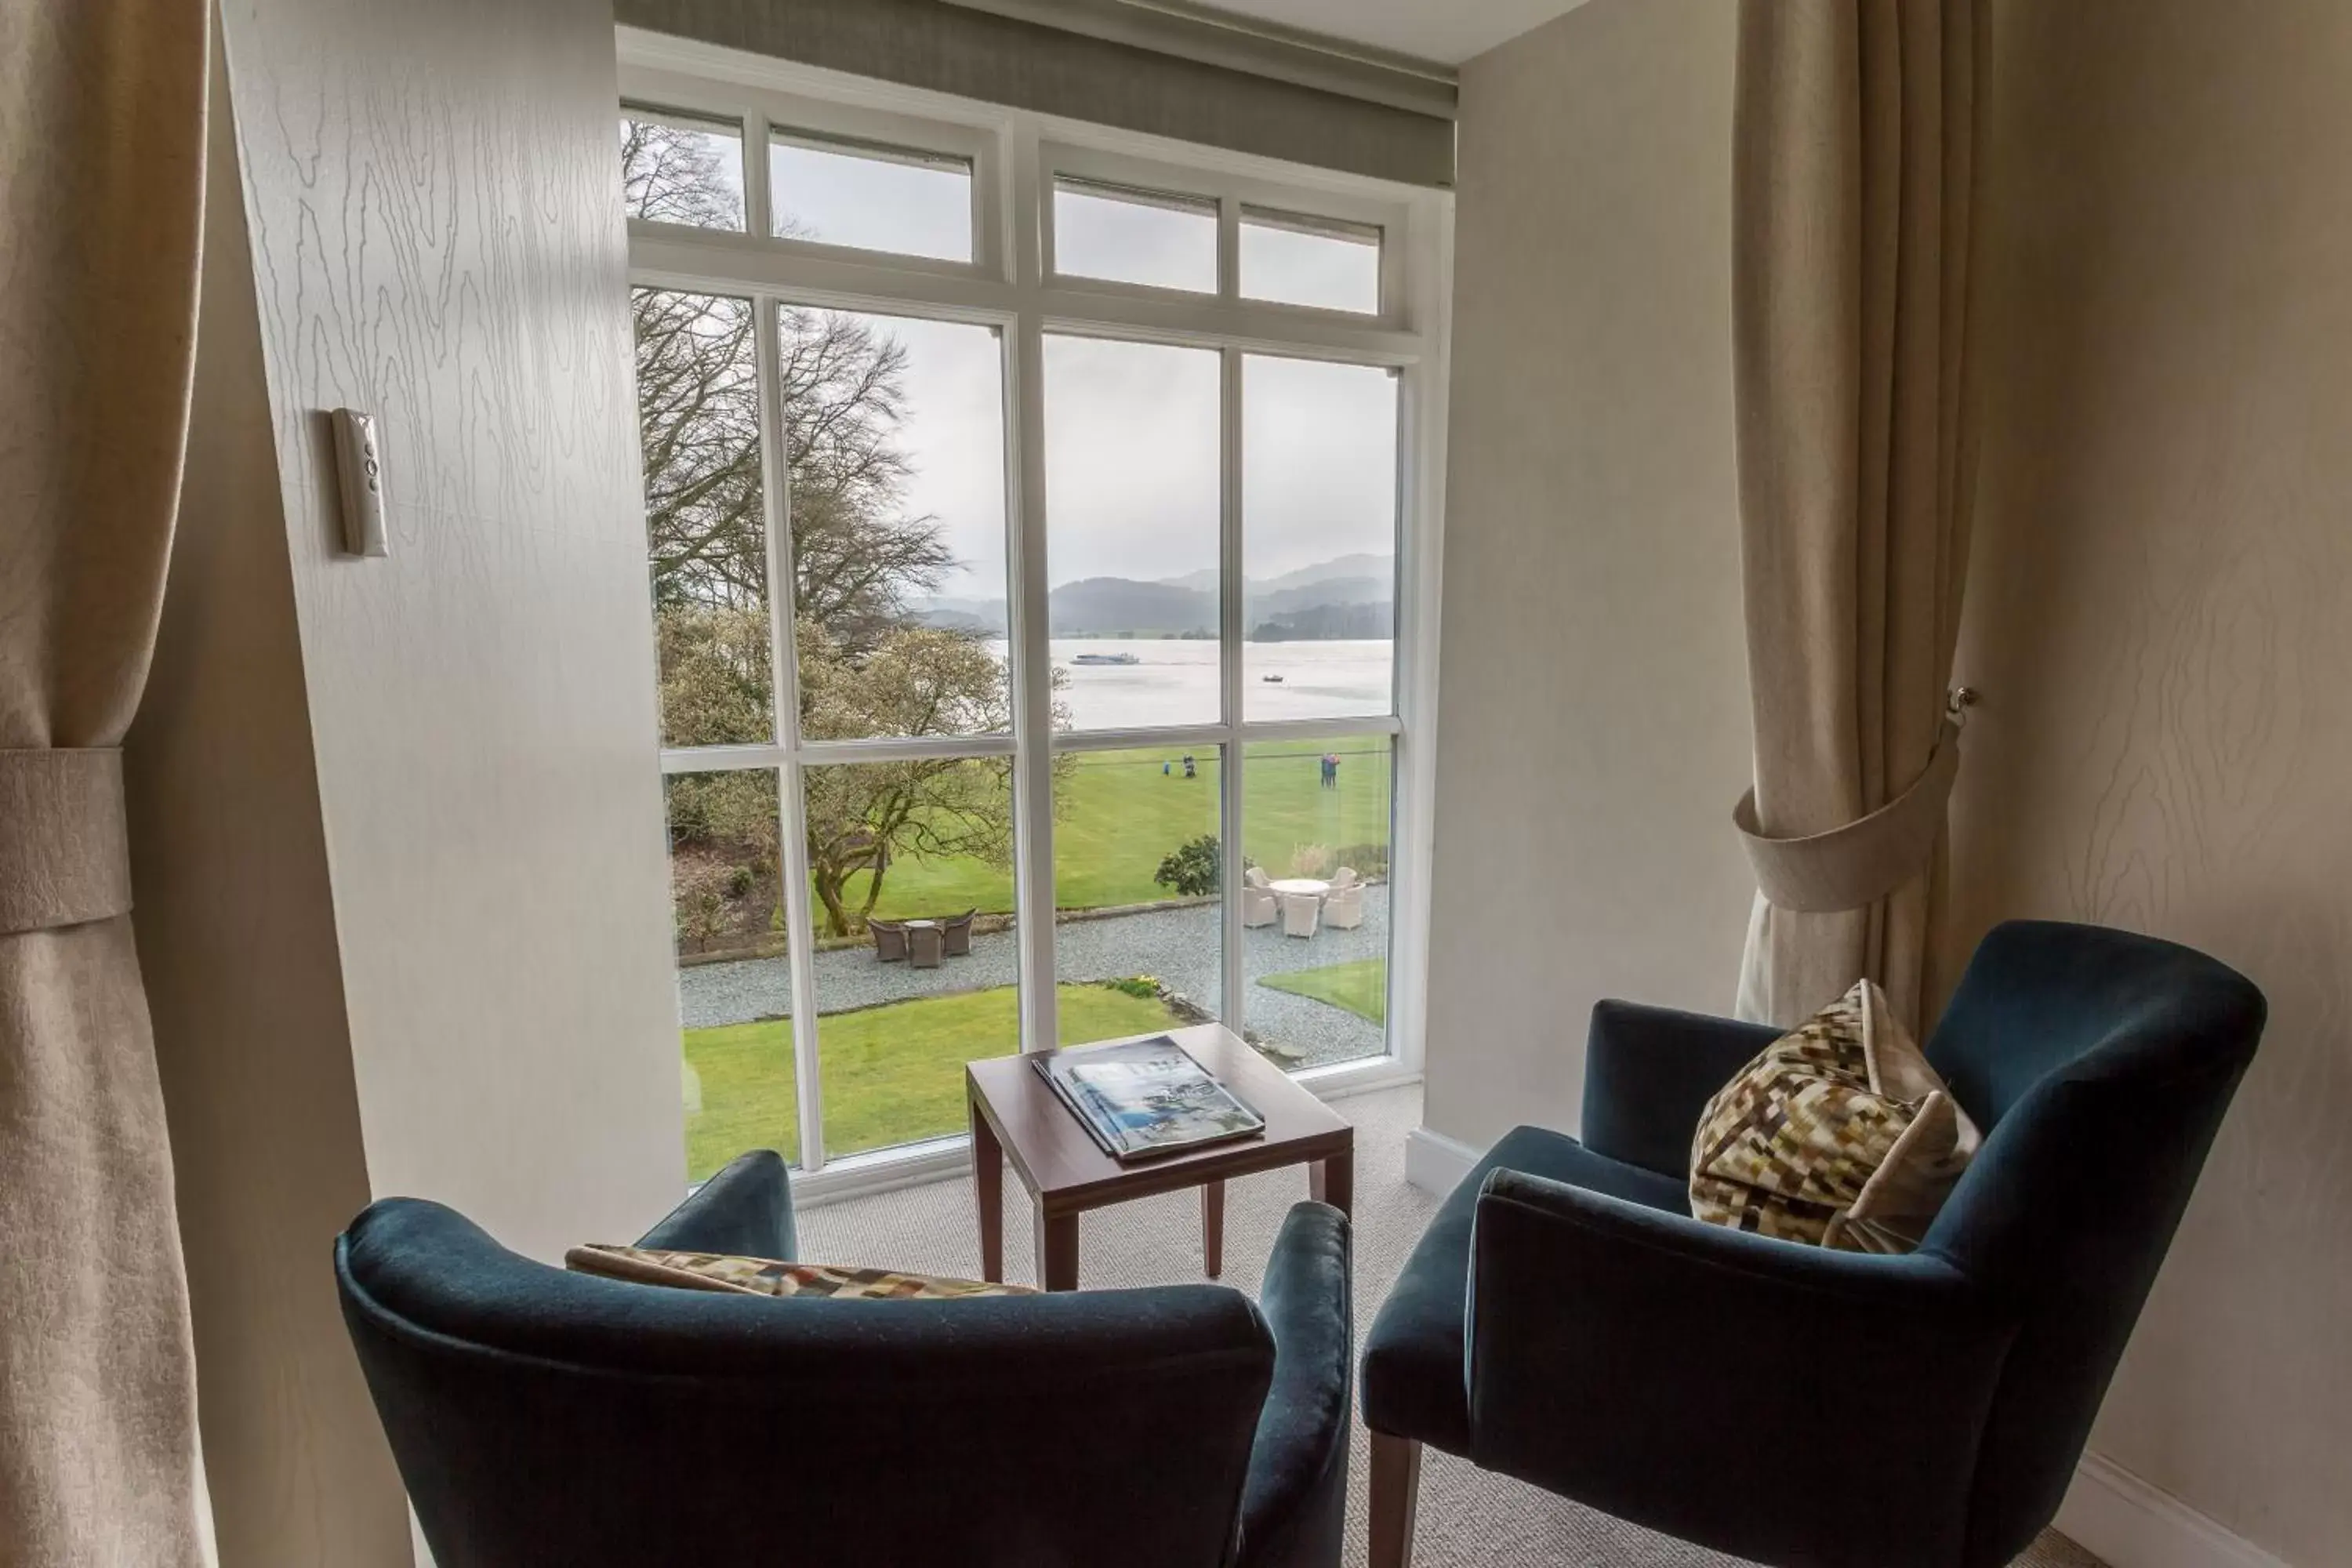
1428, 0, 2351, 1561
224, 0, 684, 1265
1421, 0, 1753, 1152
1944, 3, 2352, 1563
131, 0, 687, 1560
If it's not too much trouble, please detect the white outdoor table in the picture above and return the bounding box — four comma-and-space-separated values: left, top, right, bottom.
1268, 878, 1331, 898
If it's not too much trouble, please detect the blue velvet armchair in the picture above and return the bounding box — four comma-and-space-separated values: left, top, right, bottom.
336, 1154, 1352, 1568
1362, 920, 2264, 1568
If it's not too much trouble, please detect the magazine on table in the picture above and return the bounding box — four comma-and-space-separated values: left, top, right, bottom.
1033, 1036, 1265, 1161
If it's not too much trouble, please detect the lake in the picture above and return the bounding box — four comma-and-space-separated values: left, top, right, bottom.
989, 639, 1394, 731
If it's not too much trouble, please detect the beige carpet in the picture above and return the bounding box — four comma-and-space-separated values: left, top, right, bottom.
798, 1085, 2101, 1568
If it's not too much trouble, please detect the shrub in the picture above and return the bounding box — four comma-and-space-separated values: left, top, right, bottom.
727, 865, 755, 898
1331, 842, 1391, 879
673, 864, 732, 951
1105, 976, 1161, 1001
1288, 843, 1333, 879
1154, 833, 1221, 898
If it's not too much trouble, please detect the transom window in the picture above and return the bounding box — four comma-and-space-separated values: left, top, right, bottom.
619, 39, 1448, 1190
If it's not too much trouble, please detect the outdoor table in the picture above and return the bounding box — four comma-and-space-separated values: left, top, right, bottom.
1267, 877, 1331, 899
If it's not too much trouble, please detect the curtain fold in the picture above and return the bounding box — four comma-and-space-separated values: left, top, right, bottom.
1730, 0, 1987, 1031
0, 3, 213, 1563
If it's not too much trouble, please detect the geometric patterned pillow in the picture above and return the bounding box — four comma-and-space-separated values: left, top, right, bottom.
564, 1243, 1036, 1299
1689, 978, 1982, 1254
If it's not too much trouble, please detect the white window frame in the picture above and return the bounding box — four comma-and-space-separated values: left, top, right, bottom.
621, 26, 1453, 1203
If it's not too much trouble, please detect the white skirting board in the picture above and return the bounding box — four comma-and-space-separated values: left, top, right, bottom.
1398, 1126, 2295, 1568
2056, 1452, 2293, 1568
1403, 1123, 1483, 1197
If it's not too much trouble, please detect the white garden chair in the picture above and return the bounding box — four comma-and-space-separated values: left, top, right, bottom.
1331, 866, 1361, 889
1280, 891, 1321, 938
1243, 885, 1279, 928
1322, 882, 1366, 930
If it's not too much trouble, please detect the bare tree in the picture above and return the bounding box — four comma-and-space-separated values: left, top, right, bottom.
625, 119, 953, 656
626, 117, 1052, 939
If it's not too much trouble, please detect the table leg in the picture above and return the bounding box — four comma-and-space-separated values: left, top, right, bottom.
970, 1089, 1004, 1283
1309, 1149, 1355, 1218
1201, 1179, 1225, 1279
1036, 1209, 1079, 1292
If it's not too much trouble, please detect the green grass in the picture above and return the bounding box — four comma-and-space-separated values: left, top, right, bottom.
681, 982, 1183, 1179
1258, 958, 1388, 1025
825, 739, 1393, 923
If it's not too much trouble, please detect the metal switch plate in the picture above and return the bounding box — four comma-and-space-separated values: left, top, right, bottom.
331, 408, 388, 557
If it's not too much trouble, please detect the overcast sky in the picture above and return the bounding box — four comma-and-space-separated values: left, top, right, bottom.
644, 118, 1400, 601
781, 145, 1397, 600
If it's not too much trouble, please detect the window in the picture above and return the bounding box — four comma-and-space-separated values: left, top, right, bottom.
769, 131, 972, 260
621, 107, 746, 231
620, 53, 1447, 1187
1241, 209, 1382, 314
1051, 179, 1218, 293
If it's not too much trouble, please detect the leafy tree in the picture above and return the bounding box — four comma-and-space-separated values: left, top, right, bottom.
1153, 834, 1222, 898
795, 620, 1072, 935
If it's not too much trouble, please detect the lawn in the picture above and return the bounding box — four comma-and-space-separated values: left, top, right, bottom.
828, 738, 1394, 923
1258, 958, 1388, 1025
681, 981, 1183, 1179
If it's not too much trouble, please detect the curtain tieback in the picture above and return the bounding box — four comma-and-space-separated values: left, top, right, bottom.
0, 748, 134, 935
1733, 720, 1962, 913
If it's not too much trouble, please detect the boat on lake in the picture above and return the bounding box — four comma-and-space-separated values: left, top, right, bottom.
1071, 652, 1141, 666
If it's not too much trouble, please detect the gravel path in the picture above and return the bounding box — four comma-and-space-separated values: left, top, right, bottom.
675, 887, 1391, 1069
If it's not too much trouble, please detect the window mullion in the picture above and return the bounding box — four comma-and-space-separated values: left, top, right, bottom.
1008, 119, 1059, 1054
1219, 345, 1246, 1034
753, 294, 828, 1173
743, 111, 772, 241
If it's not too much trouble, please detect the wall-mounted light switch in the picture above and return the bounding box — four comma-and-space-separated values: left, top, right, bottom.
331, 408, 388, 557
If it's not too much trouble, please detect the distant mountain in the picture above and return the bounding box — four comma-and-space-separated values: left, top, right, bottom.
1050, 577, 1215, 637
1252, 601, 1392, 641
909, 595, 1007, 634
1253, 575, 1389, 618
1256, 552, 1392, 592
906, 552, 1396, 641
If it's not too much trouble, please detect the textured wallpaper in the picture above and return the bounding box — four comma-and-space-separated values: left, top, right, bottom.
1945, 4, 2352, 1563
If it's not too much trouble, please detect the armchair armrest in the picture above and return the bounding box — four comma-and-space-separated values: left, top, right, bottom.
634, 1149, 796, 1259
1236, 1202, 1352, 1568
1579, 1000, 1780, 1179
1467, 1170, 2011, 1567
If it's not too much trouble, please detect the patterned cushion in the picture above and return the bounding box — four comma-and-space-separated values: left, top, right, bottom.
1690, 978, 1981, 1254
565, 1244, 1035, 1299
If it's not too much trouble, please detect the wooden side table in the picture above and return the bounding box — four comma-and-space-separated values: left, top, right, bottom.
965, 1023, 1354, 1291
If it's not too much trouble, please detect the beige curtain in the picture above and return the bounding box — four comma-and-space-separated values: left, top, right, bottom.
0, 3, 213, 1563
1730, 0, 1987, 1032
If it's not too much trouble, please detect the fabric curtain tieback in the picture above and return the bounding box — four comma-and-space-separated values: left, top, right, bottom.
1733, 721, 1962, 914
0, 748, 134, 935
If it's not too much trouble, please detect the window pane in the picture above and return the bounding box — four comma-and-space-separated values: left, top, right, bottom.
771, 132, 972, 262
1240, 209, 1381, 314
666, 770, 798, 1175
1243, 737, 1392, 1070
635, 289, 775, 747
1243, 356, 1397, 720
619, 108, 746, 231
786, 309, 1010, 739
1053, 746, 1221, 1044
803, 758, 1019, 1158
1053, 180, 1216, 294
1044, 336, 1222, 730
